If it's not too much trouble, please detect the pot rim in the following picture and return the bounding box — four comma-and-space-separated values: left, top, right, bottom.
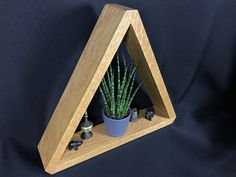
102, 108, 131, 121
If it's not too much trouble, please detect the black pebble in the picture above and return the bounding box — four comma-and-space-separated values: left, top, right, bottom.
68, 140, 83, 151
145, 110, 154, 121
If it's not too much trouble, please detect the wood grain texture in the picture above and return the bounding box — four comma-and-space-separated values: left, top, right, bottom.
38, 4, 176, 174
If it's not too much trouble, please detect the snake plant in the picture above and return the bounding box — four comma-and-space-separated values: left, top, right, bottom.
99, 54, 141, 119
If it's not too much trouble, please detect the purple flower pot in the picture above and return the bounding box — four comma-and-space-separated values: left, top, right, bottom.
102, 109, 131, 137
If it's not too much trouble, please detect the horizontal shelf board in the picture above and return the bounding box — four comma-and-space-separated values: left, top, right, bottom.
55, 109, 174, 172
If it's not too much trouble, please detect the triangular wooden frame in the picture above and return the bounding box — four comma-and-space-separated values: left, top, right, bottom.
38, 4, 176, 174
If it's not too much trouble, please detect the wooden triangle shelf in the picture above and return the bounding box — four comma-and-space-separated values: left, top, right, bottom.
38, 4, 176, 174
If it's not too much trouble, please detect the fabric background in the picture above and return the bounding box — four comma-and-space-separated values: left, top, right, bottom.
0, 0, 236, 177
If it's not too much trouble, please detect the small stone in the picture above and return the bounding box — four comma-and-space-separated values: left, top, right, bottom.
145, 110, 154, 121
68, 140, 83, 151
130, 108, 138, 122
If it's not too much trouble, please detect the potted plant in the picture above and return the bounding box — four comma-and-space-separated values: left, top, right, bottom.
99, 54, 141, 137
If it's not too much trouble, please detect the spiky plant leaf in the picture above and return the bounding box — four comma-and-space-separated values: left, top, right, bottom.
117, 59, 128, 117
109, 66, 116, 117
101, 79, 110, 103
119, 65, 137, 116
125, 83, 142, 114
99, 86, 110, 115
116, 53, 121, 116
122, 71, 136, 115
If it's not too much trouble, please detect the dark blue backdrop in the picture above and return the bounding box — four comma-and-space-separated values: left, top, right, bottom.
0, 0, 236, 177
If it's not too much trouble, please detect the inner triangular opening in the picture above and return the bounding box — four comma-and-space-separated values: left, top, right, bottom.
62, 24, 173, 159
75, 25, 169, 131
72, 26, 170, 143
81, 43, 153, 127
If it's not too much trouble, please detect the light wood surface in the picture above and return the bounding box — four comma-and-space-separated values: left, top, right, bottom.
38, 4, 176, 174
55, 109, 174, 173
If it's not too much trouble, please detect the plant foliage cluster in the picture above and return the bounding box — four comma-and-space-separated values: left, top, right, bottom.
99, 54, 141, 119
